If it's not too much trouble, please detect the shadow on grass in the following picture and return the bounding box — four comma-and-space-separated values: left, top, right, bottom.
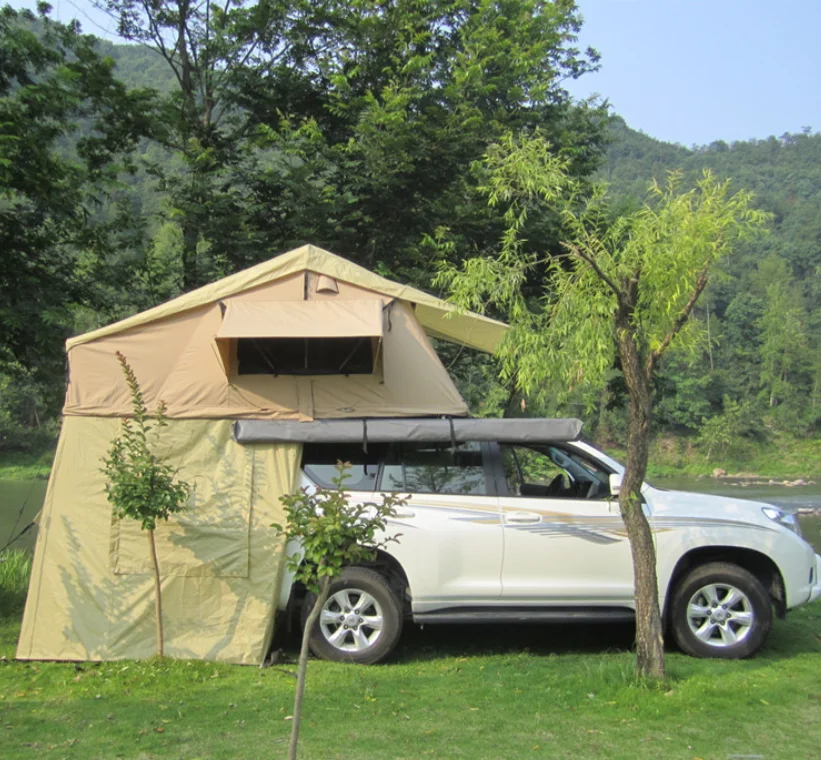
278, 602, 821, 665
277, 619, 638, 664
392, 621, 638, 663
0, 590, 26, 618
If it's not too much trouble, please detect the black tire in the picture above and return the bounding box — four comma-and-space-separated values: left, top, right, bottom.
670, 562, 772, 659
302, 567, 403, 664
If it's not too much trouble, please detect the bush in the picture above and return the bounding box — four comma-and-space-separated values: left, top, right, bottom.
0, 366, 60, 453
0, 549, 32, 613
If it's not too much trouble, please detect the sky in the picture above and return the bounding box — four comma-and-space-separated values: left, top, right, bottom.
566, 0, 821, 146
10, 0, 821, 148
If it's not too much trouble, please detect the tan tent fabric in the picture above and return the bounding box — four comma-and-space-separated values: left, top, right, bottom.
216, 299, 384, 340
21, 247, 500, 664
65, 294, 468, 419
66, 245, 507, 354
18, 417, 301, 663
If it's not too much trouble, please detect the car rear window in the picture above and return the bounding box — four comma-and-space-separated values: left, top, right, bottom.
301, 443, 385, 491
380, 442, 488, 495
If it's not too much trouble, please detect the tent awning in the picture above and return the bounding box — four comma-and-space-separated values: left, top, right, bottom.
232, 417, 583, 445
216, 299, 385, 340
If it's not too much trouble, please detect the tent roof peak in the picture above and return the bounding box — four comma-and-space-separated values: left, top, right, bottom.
67, 244, 506, 354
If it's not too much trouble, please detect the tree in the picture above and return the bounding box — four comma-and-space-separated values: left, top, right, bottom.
273, 465, 403, 760
696, 395, 755, 462
246, 0, 605, 285
439, 133, 769, 678
98, 0, 309, 288
96, 0, 605, 289
756, 256, 809, 413
101, 352, 192, 657
0, 4, 153, 433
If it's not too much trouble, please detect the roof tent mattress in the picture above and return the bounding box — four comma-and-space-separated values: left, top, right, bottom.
232, 417, 583, 445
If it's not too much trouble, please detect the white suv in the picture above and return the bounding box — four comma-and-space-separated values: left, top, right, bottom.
235, 418, 821, 664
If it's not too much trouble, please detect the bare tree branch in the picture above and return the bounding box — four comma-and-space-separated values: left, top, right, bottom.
138, 0, 186, 90
562, 240, 625, 308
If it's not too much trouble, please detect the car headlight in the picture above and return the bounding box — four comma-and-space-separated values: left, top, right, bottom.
762, 506, 802, 537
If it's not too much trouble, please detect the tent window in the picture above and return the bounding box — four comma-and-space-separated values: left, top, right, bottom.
237, 337, 375, 375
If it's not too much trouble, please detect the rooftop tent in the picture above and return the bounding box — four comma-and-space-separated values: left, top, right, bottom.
61, 245, 506, 419
18, 245, 508, 665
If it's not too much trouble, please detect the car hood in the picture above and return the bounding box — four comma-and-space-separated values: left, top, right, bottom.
644, 487, 777, 526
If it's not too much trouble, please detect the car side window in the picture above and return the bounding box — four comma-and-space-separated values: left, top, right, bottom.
302, 443, 385, 491
380, 441, 489, 495
501, 444, 612, 499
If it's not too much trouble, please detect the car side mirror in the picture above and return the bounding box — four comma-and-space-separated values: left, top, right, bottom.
609, 473, 622, 497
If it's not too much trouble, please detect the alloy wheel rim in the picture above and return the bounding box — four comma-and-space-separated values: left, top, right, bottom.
686, 582, 754, 647
319, 588, 385, 652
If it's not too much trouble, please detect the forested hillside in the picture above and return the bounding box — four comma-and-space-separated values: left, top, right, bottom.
2, 4, 820, 466
596, 118, 821, 447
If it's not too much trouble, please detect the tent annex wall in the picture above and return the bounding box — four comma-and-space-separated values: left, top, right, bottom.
18, 246, 506, 664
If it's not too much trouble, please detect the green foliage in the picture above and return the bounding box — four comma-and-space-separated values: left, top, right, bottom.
0, 549, 31, 594
599, 120, 821, 442
8, 4, 821, 464
696, 396, 757, 461
441, 134, 770, 410
101, 352, 191, 532
0, 548, 32, 613
273, 464, 404, 593
0, 5, 156, 437
0, 363, 59, 453
232, 0, 606, 286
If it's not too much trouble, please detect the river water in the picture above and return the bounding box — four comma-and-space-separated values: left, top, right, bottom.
2, 476, 820, 553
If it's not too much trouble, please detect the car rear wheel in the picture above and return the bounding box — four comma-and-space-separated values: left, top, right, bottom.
302, 566, 403, 664
670, 562, 772, 659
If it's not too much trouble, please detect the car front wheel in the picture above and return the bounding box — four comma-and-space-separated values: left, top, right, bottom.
301, 566, 403, 664
670, 562, 772, 659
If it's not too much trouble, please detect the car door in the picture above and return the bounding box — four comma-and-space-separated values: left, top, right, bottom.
495, 443, 635, 606
377, 441, 503, 613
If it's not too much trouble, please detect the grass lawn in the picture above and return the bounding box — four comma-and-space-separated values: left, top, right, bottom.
1, 578, 821, 760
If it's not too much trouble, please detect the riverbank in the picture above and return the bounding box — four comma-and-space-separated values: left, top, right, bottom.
604, 433, 821, 481
0, 450, 54, 480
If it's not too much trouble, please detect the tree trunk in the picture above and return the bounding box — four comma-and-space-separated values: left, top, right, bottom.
288, 577, 331, 760
147, 529, 164, 658
617, 326, 666, 680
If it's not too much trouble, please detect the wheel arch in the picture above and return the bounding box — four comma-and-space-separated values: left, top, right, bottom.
663, 546, 786, 622
345, 549, 412, 617
288, 548, 411, 620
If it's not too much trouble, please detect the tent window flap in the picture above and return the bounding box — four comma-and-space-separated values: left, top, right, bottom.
216, 300, 384, 376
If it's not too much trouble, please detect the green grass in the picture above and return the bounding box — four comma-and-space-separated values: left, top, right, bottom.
0, 550, 31, 596
0, 449, 54, 480
2, 553, 821, 760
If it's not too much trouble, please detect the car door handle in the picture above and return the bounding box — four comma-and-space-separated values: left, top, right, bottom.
393, 509, 415, 518
504, 512, 541, 524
